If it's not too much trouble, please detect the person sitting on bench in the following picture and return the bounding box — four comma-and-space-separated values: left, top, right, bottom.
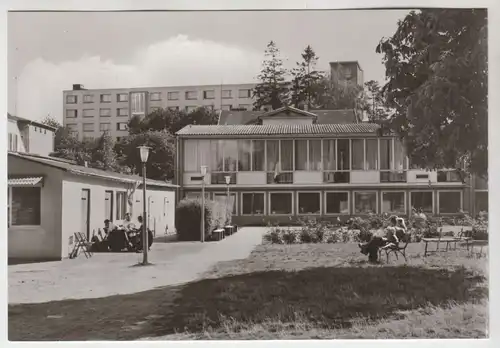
359, 215, 406, 262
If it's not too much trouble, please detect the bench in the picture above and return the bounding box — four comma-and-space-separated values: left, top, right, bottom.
213, 229, 225, 241
422, 237, 471, 257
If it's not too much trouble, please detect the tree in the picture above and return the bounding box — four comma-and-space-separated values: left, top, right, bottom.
363, 80, 390, 122
253, 41, 290, 110
50, 129, 94, 165
290, 45, 324, 109
312, 74, 365, 110
41, 114, 62, 130
91, 131, 119, 171
377, 9, 487, 178
117, 131, 175, 181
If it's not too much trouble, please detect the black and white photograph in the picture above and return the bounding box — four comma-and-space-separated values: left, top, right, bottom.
3, 1, 495, 344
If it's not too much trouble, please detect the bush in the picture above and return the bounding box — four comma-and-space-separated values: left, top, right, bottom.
282, 228, 298, 244
175, 199, 212, 241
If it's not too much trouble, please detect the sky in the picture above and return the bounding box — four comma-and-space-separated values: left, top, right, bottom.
7, 9, 410, 124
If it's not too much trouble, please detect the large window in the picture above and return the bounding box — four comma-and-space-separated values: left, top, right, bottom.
380, 138, 393, 170
9, 187, 41, 226
100, 94, 111, 103
66, 109, 77, 118
354, 191, 377, 214
280, 140, 293, 171
241, 193, 265, 215
167, 92, 179, 100
223, 140, 238, 172
117, 93, 128, 102
185, 91, 198, 100
238, 89, 252, 98
439, 191, 462, 214
184, 140, 210, 172
266, 140, 279, 172
382, 192, 406, 214
394, 138, 407, 171
295, 140, 308, 170
83, 123, 94, 132
116, 192, 127, 220
365, 139, 378, 170
238, 140, 252, 171
298, 192, 321, 215
130, 92, 146, 116
411, 191, 433, 214
99, 108, 111, 117
325, 192, 349, 214
351, 139, 364, 170
309, 140, 322, 170
82, 109, 94, 118
269, 192, 293, 215
203, 90, 215, 99
222, 90, 232, 99
253, 140, 265, 171
150, 92, 162, 101
337, 139, 350, 170
214, 193, 237, 215
475, 191, 488, 213
323, 139, 336, 170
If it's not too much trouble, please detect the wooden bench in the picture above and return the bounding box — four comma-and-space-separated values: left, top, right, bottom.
422, 237, 471, 257
212, 229, 225, 241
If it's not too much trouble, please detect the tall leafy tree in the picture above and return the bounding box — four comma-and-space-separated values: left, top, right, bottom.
377, 9, 487, 178
91, 131, 119, 171
253, 41, 290, 110
363, 80, 390, 122
313, 74, 365, 110
41, 115, 62, 130
290, 45, 324, 109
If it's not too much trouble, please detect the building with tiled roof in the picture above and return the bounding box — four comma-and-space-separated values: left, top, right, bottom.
175, 105, 475, 225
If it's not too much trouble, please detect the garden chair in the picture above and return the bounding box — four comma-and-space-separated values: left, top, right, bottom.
379, 232, 411, 263
70, 232, 94, 259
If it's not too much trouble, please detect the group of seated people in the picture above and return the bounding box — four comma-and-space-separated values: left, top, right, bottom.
91, 213, 149, 252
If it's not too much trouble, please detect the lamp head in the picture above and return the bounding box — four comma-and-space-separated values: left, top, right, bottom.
200, 165, 208, 176
225, 175, 231, 185
137, 145, 151, 163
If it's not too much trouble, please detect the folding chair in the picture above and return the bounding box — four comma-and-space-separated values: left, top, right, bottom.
70, 232, 94, 259
379, 232, 411, 263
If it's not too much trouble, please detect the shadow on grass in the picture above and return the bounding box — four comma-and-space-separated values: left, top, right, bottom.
9, 265, 487, 341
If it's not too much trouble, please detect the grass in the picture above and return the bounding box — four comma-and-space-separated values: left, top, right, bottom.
9, 242, 488, 340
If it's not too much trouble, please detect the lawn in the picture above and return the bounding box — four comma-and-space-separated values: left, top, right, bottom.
8, 242, 488, 340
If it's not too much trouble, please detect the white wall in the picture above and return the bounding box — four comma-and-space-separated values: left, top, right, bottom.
7, 119, 27, 152
26, 124, 55, 157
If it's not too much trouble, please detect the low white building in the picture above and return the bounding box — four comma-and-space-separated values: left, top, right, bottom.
7, 113, 57, 157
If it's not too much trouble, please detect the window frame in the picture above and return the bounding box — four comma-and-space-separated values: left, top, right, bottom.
410, 190, 434, 215
167, 91, 179, 100
150, 92, 162, 101
116, 122, 128, 131
115, 191, 127, 221
353, 190, 378, 215
296, 191, 322, 216
100, 94, 112, 103
117, 93, 129, 102
185, 91, 198, 100
99, 108, 112, 117
83, 94, 94, 103
268, 191, 294, 216
66, 95, 77, 104
82, 123, 95, 133
213, 192, 238, 215
240, 192, 266, 216
105, 190, 114, 222
324, 191, 350, 215
203, 90, 215, 100
437, 190, 463, 215
66, 109, 78, 118
8, 186, 42, 227
82, 109, 95, 118
238, 89, 251, 98
99, 123, 111, 132
221, 90, 233, 99
117, 108, 128, 117
381, 191, 407, 215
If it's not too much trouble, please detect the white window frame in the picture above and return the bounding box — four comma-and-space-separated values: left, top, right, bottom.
296, 191, 322, 216
213, 192, 238, 215
8, 186, 42, 227
238, 89, 251, 98
150, 92, 162, 101
100, 108, 111, 117
437, 190, 463, 215
409, 190, 435, 215
222, 90, 232, 99
117, 93, 129, 102
99, 123, 111, 132
185, 91, 198, 100
117, 122, 128, 131
381, 191, 407, 215
240, 192, 266, 216
100, 94, 112, 103
268, 191, 294, 216
203, 90, 215, 100
353, 190, 379, 215
83, 123, 95, 132
324, 191, 350, 215
66, 95, 77, 104
82, 109, 94, 118
167, 91, 179, 100
117, 108, 128, 117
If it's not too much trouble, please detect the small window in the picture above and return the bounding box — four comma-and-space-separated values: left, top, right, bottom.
82, 109, 94, 118
221, 105, 232, 111
150, 92, 162, 101
325, 192, 349, 214
298, 192, 321, 215
185, 106, 197, 113
100, 94, 112, 103
66, 109, 78, 118
203, 90, 215, 100
10, 187, 41, 226
411, 191, 433, 214
83, 123, 94, 132
238, 104, 251, 110
167, 92, 179, 100
185, 91, 198, 100
439, 191, 462, 214
116, 192, 127, 220
269, 192, 293, 215
354, 191, 377, 214
382, 192, 406, 214
117, 108, 128, 117
66, 95, 77, 104
238, 89, 251, 98
117, 122, 128, 131
100, 108, 111, 117
99, 123, 111, 132
83, 95, 94, 103
117, 93, 128, 102
150, 107, 161, 113
168, 106, 180, 112
242, 193, 265, 215
222, 90, 232, 99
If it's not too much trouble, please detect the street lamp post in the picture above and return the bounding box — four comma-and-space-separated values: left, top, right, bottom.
225, 175, 231, 225
137, 145, 151, 265
200, 165, 208, 243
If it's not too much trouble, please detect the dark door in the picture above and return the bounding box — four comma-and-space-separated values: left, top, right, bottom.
81, 189, 91, 240
105, 191, 113, 222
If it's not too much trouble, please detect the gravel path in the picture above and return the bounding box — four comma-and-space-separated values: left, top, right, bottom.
9, 227, 267, 304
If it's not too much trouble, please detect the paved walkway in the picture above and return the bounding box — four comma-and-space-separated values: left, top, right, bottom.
9, 227, 267, 304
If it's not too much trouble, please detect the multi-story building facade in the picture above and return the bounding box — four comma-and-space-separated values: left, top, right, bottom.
175, 105, 487, 226
63, 83, 256, 141
7, 113, 56, 157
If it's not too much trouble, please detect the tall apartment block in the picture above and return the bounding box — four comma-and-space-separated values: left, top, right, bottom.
63, 83, 256, 141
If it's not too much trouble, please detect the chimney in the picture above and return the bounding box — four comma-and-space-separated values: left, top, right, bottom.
73, 84, 85, 91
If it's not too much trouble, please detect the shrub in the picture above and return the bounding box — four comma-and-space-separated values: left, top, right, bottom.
175, 199, 212, 241
282, 227, 298, 244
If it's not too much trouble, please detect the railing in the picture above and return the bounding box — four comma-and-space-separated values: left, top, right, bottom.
211, 172, 237, 185
323, 171, 350, 184
380, 171, 407, 183
266, 172, 293, 184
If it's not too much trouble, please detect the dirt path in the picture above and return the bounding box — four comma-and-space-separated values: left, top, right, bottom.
9, 227, 267, 304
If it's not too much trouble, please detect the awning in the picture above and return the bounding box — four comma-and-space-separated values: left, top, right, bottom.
8, 176, 44, 187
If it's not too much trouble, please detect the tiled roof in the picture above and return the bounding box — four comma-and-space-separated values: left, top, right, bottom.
8, 176, 44, 187
8, 152, 177, 189
177, 123, 380, 136
217, 108, 359, 125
